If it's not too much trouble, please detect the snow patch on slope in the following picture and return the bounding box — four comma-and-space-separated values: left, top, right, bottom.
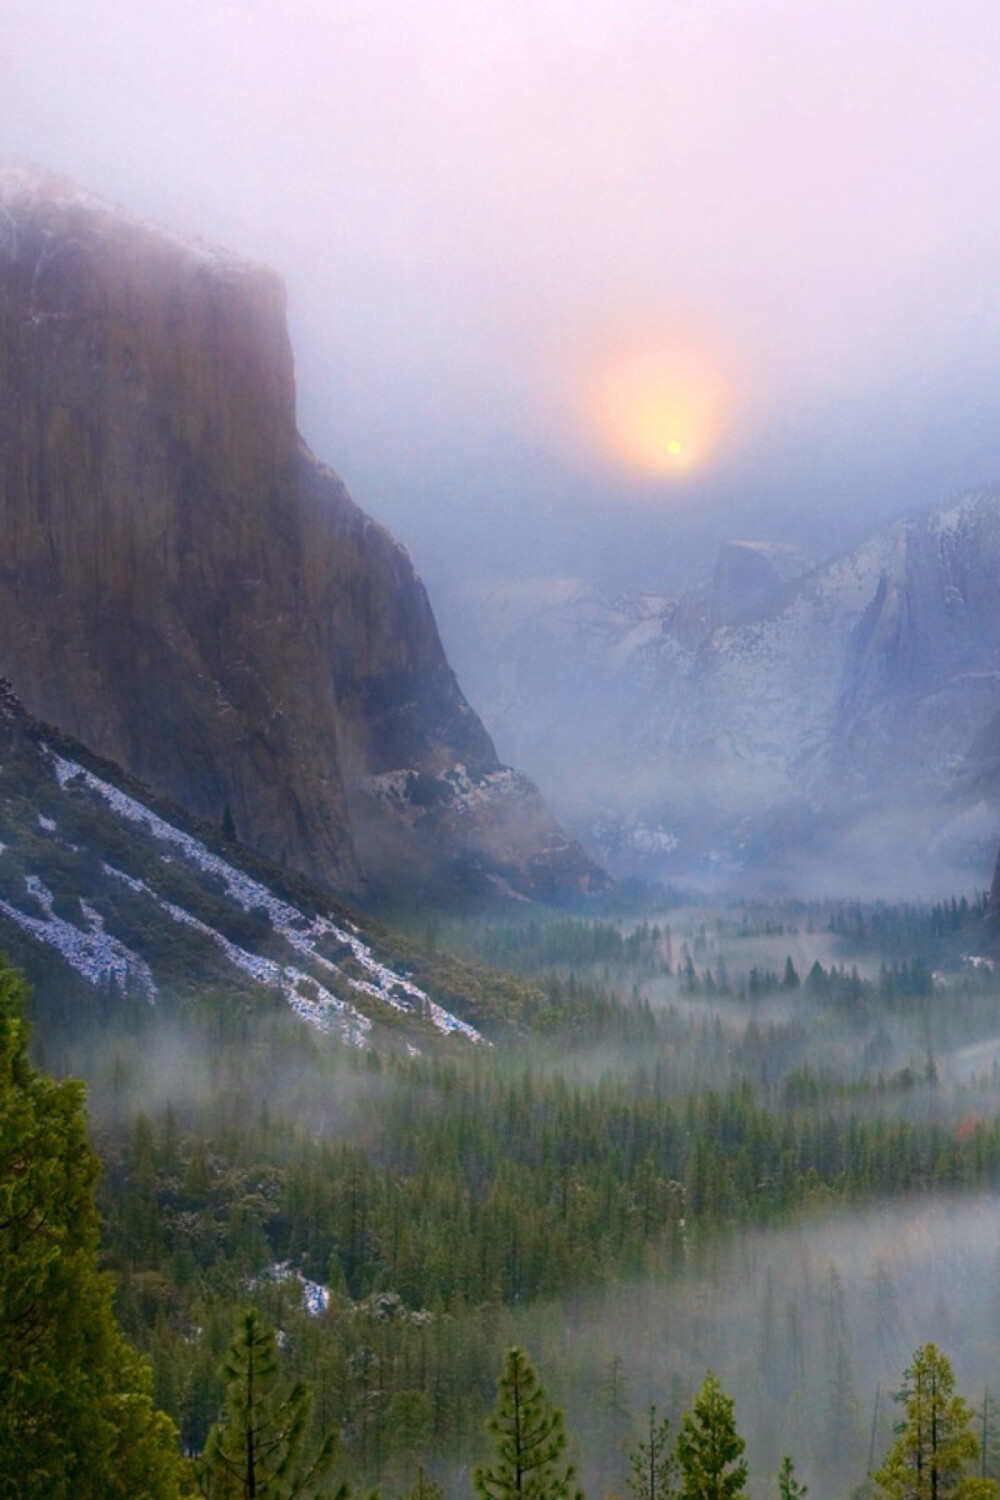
264, 1261, 330, 1317
101, 863, 370, 1047
50, 752, 484, 1044
0, 874, 156, 1001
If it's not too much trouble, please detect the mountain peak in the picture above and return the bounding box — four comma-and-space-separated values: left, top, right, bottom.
0, 166, 606, 905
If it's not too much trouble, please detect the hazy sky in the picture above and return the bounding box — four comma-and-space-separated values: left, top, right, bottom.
6, 0, 1000, 595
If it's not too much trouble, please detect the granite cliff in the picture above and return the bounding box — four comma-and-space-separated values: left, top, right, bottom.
447, 502, 1000, 893
0, 164, 604, 903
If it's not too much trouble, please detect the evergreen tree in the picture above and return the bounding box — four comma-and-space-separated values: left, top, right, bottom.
827, 1339, 863, 1471
384, 1389, 434, 1490
759, 1269, 778, 1398
197, 1309, 340, 1499
0, 961, 186, 1499
628, 1405, 677, 1500
473, 1347, 582, 1500
398, 1467, 443, 1500
675, 1373, 748, 1500
781, 958, 800, 990
870, 1262, 906, 1370
821, 1266, 849, 1375
601, 1355, 635, 1491
777, 1456, 807, 1500
978, 1391, 1000, 1483
872, 1345, 996, 1500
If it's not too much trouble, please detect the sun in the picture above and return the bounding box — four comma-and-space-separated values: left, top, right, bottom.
587, 342, 730, 476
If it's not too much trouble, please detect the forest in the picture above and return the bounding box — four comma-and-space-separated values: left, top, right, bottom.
6, 890, 1000, 1497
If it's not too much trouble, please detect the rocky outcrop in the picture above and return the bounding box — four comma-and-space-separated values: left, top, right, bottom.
707, 540, 811, 627
0, 163, 604, 903
644, 497, 1000, 885
448, 499, 1000, 891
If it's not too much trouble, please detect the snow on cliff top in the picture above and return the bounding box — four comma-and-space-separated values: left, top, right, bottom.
0, 158, 269, 278
928, 490, 1000, 539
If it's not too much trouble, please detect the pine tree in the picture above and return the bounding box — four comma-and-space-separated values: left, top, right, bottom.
978, 1391, 1000, 1482
0, 961, 186, 1498
827, 1338, 863, 1471
870, 1262, 906, 1370
197, 1309, 340, 1499
628, 1405, 677, 1500
473, 1346, 582, 1500
601, 1354, 635, 1491
872, 1344, 997, 1500
777, 1456, 807, 1500
398, 1467, 444, 1500
384, 1389, 434, 1491
675, 1372, 748, 1500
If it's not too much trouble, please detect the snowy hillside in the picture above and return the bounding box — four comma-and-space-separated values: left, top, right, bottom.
0, 684, 487, 1048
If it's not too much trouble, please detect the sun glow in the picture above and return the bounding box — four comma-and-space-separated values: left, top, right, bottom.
589, 343, 731, 476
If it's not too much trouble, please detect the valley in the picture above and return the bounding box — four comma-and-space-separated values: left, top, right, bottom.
3, 156, 1000, 1500
19, 871, 1000, 1497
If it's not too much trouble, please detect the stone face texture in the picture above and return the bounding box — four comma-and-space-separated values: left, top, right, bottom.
0, 169, 603, 901
297, 454, 496, 781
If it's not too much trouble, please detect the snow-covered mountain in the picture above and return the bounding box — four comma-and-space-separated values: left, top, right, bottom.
0, 683, 493, 1049
450, 499, 1000, 895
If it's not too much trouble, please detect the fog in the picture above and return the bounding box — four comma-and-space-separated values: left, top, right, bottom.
10, 20, 1000, 1479
6, 0, 1000, 603
515, 1196, 1000, 1499
31, 886, 1000, 1496
8, 2, 1000, 889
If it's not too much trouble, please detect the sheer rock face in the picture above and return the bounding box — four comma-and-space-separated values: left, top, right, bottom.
448, 499, 1000, 888
0, 165, 603, 902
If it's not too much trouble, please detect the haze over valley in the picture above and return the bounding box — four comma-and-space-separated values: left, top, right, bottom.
6, 4, 1000, 1498
443, 493, 1000, 897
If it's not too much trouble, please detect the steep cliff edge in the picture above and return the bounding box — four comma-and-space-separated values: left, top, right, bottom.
0, 164, 603, 902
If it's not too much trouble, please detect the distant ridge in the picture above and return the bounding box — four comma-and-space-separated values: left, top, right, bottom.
455, 495, 1000, 894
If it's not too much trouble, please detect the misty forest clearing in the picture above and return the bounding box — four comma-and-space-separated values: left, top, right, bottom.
10, 887, 1000, 1497
9, 8, 1000, 1489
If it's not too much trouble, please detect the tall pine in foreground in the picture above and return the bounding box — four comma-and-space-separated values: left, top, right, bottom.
873, 1345, 998, 1500
628, 1406, 677, 1500
676, 1373, 748, 1500
474, 1346, 582, 1500
197, 1309, 340, 1499
0, 960, 187, 1498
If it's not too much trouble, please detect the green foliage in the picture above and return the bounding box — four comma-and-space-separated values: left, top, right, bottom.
0, 960, 187, 1498
398, 1467, 443, 1500
675, 1373, 748, 1500
474, 1346, 582, 1500
197, 1308, 340, 1499
434, 914, 671, 976
777, 1456, 806, 1500
26, 882, 1000, 1497
77, 991, 1000, 1487
628, 1405, 677, 1500
873, 1345, 995, 1500
828, 896, 986, 962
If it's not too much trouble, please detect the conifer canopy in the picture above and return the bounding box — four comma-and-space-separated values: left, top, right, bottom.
0, 961, 186, 1498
